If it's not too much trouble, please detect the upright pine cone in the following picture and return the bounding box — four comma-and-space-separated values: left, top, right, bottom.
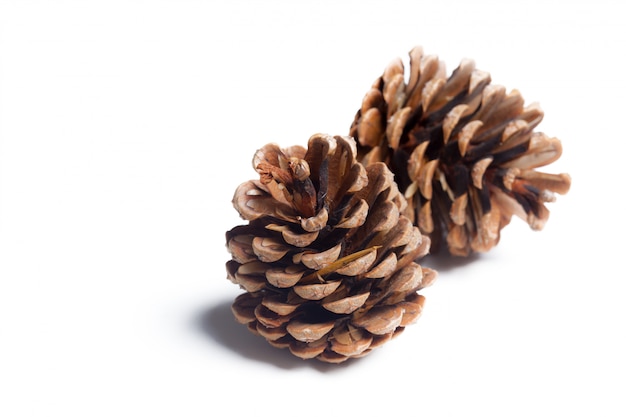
226, 133, 436, 363
349, 46, 572, 256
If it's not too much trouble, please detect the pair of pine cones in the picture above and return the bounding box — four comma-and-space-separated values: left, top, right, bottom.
225, 46, 571, 363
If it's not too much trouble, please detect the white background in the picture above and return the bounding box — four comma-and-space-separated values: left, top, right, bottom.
1, 1, 624, 416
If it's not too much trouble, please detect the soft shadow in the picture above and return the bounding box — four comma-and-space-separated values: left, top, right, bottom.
193, 299, 360, 372
420, 251, 482, 273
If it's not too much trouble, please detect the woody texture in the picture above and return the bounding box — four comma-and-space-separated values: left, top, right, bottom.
226, 134, 436, 363
350, 46, 571, 256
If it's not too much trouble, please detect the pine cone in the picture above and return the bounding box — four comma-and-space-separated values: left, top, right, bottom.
349, 46, 572, 256
226, 133, 436, 363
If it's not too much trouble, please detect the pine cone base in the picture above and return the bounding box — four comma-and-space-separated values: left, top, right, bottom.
231, 290, 428, 363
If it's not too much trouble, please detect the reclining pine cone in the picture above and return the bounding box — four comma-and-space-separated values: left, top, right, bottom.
226, 133, 436, 363
349, 46, 572, 256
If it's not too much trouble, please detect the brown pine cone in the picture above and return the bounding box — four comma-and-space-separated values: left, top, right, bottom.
349, 46, 571, 256
226, 133, 436, 363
